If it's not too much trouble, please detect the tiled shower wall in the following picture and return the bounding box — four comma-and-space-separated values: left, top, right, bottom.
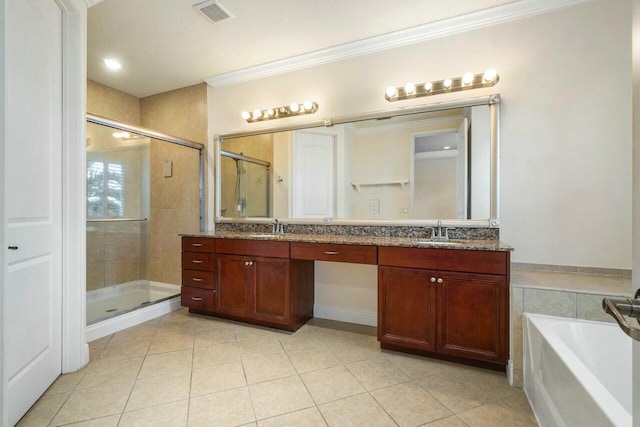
86, 81, 205, 288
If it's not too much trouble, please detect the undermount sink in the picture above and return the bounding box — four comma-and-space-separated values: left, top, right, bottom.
413, 239, 465, 247
248, 233, 281, 239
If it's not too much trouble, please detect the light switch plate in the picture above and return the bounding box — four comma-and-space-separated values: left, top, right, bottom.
163, 160, 173, 178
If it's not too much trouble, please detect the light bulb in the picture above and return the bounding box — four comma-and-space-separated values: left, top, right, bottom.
303, 100, 313, 111
266, 109, 275, 116
386, 86, 397, 97
443, 146, 451, 150
290, 103, 300, 113
462, 72, 474, 85
424, 82, 433, 91
404, 82, 415, 94
252, 109, 263, 119
279, 107, 287, 113
443, 79, 452, 89
241, 111, 251, 120
483, 68, 498, 83
103, 58, 122, 71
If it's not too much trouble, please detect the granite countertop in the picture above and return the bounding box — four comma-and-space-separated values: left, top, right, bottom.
183, 231, 513, 252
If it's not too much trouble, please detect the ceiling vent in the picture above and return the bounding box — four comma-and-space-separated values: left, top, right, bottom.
194, 0, 234, 24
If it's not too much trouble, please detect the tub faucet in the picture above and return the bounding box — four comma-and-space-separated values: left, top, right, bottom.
432, 220, 449, 240
602, 295, 640, 341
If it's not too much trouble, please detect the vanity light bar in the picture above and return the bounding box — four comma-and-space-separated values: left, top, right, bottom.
241, 101, 319, 123
385, 69, 499, 102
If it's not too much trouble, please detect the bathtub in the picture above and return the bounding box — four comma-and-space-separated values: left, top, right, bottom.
523, 313, 632, 427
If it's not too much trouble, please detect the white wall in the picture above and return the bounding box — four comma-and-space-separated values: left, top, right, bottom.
207, 0, 632, 321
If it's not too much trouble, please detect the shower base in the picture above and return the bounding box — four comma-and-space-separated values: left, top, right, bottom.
86, 280, 181, 341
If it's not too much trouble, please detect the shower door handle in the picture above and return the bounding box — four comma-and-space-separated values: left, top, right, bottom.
8, 246, 18, 250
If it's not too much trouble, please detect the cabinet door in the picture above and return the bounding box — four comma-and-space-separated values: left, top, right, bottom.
252, 257, 290, 325
378, 267, 437, 351
215, 255, 250, 317
437, 272, 508, 363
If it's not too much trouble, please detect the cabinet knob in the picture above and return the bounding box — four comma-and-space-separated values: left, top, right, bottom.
437, 278, 443, 283
430, 277, 436, 283
249, 261, 254, 266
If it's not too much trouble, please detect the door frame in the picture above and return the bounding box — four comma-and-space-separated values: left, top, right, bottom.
0, 0, 88, 424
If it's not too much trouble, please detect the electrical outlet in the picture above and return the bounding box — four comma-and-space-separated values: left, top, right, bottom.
369, 199, 380, 215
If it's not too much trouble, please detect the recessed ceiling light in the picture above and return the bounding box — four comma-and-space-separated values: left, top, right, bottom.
103, 58, 122, 71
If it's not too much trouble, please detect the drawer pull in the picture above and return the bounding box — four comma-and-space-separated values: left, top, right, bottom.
192, 260, 204, 264
191, 296, 203, 301
192, 278, 203, 282
323, 251, 339, 255
192, 243, 203, 247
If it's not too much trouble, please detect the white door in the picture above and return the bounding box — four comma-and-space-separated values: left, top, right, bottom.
455, 118, 469, 219
5, 0, 63, 424
292, 131, 335, 218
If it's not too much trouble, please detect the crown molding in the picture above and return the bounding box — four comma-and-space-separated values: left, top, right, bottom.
85, 0, 103, 7
204, 0, 596, 88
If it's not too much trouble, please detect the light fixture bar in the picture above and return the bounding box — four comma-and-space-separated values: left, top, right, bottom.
385, 69, 499, 102
242, 101, 319, 123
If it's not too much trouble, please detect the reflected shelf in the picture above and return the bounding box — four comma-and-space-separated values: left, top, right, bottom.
351, 180, 409, 191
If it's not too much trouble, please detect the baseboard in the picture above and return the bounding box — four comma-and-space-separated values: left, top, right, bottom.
313, 304, 377, 327
86, 297, 181, 342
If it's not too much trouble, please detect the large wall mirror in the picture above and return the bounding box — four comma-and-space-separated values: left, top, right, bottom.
215, 95, 500, 226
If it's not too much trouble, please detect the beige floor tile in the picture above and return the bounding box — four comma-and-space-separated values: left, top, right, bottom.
194, 328, 236, 347
137, 349, 192, 378
110, 322, 157, 342
249, 375, 315, 420
499, 392, 537, 425
50, 380, 134, 426
457, 402, 538, 427
46, 370, 87, 395
159, 308, 192, 323
237, 424, 257, 427
421, 415, 470, 427
242, 353, 297, 384
77, 357, 143, 389
257, 407, 328, 427
384, 351, 453, 379
119, 399, 188, 427
278, 329, 326, 352
288, 347, 341, 374
327, 336, 383, 364
148, 332, 195, 354
300, 365, 365, 405
99, 336, 152, 361
188, 387, 255, 427
190, 361, 247, 396
371, 381, 452, 427
126, 373, 190, 412
154, 320, 196, 337
346, 357, 410, 391
193, 342, 241, 368
318, 393, 396, 427
16, 391, 70, 427
58, 414, 121, 426
194, 316, 235, 331
234, 323, 287, 340
237, 336, 285, 359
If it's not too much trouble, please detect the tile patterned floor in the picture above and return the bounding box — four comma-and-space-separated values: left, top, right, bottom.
17, 309, 538, 427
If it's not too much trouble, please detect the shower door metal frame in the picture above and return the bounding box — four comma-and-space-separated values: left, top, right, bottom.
86, 113, 206, 231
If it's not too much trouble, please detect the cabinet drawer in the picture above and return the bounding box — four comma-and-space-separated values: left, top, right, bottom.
181, 286, 215, 312
182, 237, 215, 253
182, 269, 215, 289
378, 246, 508, 275
182, 252, 215, 271
291, 242, 377, 264
215, 238, 289, 258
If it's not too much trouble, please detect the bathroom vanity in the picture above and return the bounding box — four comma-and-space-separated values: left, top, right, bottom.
181, 232, 511, 370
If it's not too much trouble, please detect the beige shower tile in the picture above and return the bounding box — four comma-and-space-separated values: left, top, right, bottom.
77, 356, 143, 389
523, 289, 576, 318
512, 328, 523, 370
512, 287, 524, 329
577, 293, 616, 323
346, 357, 409, 391
86, 262, 105, 291
126, 373, 190, 411
190, 361, 246, 396
119, 399, 188, 427
372, 381, 452, 427
193, 342, 241, 368
300, 365, 365, 405
318, 393, 396, 427
287, 346, 340, 374
188, 387, 255, 427
148, 332, 194, 355
257, 407, 327, 427
51, 380, 134, 426
137, 349, 192, 378
242, 353, 296, 384
249, 375, 314, 420
104, 259, 126, 286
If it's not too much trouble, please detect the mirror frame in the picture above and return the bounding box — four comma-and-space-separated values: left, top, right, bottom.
215, 94, 501, 228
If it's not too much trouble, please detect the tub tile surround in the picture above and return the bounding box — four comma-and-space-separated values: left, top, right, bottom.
19, 309, 537, 427
509, 266, 632, 387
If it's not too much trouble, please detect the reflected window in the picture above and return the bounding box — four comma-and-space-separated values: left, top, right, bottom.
87, 160, 124, 217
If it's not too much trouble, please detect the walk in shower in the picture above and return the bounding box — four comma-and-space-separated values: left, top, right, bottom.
86, 114, 203, 339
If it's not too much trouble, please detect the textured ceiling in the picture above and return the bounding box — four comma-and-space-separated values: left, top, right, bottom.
88, 0, 520, 98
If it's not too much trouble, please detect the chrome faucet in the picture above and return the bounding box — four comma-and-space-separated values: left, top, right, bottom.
432, 220, 449, 240
271, 219, 284, 234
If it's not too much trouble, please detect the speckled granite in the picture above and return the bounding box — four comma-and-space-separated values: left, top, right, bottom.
214, 223, 500, 240
183, 230, 512, 252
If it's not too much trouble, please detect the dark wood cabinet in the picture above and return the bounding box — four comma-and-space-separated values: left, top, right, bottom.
215, 254, 251, 318
252, 257, 290, 325
378, 246, 510, 369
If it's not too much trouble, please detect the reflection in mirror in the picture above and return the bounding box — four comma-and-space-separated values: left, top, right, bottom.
218, 99, 497, 222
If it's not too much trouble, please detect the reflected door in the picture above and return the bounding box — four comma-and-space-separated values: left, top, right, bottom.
292, 131, 335, 218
